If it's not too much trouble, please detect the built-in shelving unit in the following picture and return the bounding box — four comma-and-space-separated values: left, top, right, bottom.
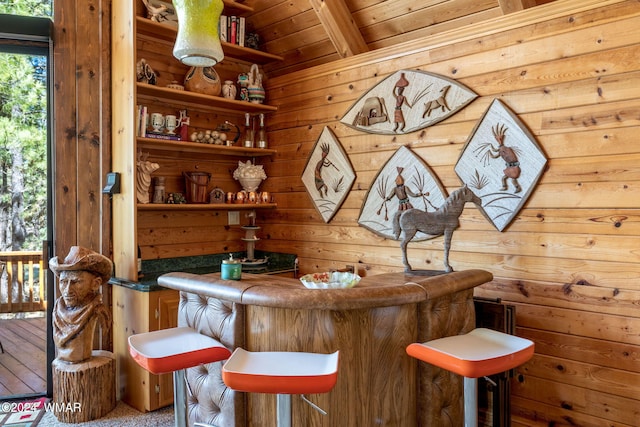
112, 0, 282, 283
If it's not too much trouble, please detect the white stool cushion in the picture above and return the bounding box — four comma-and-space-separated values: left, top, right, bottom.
129, 326, 231, 374
406, 328, 534, 378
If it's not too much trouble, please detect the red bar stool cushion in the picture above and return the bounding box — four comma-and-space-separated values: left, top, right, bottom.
129, 326, 231, 375
406, 328, 534, 378
222, 348, 339, 395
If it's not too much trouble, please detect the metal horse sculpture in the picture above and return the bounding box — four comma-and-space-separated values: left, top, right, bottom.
392, 185, 481, 273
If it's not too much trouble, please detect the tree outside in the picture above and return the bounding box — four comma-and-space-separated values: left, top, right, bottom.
0, 0, 51, 17
0, 53, 48, 252
1, 0, 51, 310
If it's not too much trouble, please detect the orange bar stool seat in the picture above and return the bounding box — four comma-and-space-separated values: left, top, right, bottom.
407, 328, 534, 426
128, 327, 231, 427
222, 348, 340, 427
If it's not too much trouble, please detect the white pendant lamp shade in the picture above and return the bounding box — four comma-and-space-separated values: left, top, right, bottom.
173, 0, 224, 67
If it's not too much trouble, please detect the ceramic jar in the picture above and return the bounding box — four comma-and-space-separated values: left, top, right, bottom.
247, 63, 265, 104
184, 66, 222, 96
222, 80, 237, 99
152, 177, 166, 204
237, 73, 249, 101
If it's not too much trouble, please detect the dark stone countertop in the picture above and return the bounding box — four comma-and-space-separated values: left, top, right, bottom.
109, 251, 297, 292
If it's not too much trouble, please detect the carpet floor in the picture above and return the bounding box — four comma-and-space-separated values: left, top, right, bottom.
38, 401, 173, 426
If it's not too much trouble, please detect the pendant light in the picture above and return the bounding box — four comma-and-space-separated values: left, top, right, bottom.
172, 0, 224, 67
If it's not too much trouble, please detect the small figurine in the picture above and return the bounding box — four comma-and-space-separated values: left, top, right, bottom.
237, 73, 250, 101
141, 0, 167, 22
393, 185, 481, 274
136, 151, 160, 204
245, 32, 260, 50
136, 59, 157, 85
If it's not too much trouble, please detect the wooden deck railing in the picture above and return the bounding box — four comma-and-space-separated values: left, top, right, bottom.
0, 251, 46, 313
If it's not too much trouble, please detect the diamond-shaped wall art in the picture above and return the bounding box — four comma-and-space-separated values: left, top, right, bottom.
302, 127, 356, 223
340, 69, 477, 135
454, 99, 547, 231
358, 146, 447, 241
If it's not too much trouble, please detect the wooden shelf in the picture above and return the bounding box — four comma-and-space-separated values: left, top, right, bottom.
135, 17, 283, 64
222, 0, 253, 15
137, 137, 276, 158
137, 83, 278, 113
138, 203, 276, 211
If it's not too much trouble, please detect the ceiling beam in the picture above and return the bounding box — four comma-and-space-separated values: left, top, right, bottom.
308, 0, 368, 58
498, 0, 538, 14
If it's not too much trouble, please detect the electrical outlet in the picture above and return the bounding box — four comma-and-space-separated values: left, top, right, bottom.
228, 211, 240, 225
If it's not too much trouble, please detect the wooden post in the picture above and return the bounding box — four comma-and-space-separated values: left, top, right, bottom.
52, 351, 116, 423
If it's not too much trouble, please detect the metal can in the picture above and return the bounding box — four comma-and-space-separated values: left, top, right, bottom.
221, 254, 242, 280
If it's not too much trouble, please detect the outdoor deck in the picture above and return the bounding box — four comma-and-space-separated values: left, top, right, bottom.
0, 314, 47, 396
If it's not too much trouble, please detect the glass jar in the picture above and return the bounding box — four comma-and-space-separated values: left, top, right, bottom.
221, 254, 242, 280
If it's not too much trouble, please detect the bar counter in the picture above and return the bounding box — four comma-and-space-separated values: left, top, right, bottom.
158, 269, 492, 426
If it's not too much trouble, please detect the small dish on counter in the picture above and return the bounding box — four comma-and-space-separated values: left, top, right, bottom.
300, 271, 361, 289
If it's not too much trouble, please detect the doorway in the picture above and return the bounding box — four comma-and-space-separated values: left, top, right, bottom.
0, 13, 54, 400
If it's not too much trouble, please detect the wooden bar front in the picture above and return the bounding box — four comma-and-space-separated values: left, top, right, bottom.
158, 269, 492, 426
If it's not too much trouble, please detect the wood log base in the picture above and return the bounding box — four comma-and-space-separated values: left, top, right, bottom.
52, 351, 116, 423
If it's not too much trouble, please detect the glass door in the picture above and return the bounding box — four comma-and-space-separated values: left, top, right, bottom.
0, 11, 53, 400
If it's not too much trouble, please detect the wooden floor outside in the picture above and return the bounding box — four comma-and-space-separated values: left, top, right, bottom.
0, 314, 47, 397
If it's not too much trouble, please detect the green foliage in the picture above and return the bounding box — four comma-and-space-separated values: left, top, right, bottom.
0, 0, 51, 17
0, 54, 47, 127
0, 51, 48, 251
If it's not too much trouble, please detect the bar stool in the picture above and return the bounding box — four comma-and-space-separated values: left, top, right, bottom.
128, 326, 232, 427
406, 328, 534, 427
222, 347, 340, 427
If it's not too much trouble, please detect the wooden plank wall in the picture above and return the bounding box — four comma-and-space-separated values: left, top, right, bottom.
53, 0, 112, 259
259, 0, 640, 425
53, 0, 113, 351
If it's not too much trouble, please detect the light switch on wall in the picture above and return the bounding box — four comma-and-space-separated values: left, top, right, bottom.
228, 211, 240, 225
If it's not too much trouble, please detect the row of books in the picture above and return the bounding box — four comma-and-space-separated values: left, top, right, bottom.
220, 15, 246, 47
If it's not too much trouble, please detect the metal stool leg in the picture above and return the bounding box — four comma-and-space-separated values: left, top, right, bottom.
464, 377, 477, 427
173, 369, 188, 427
277, 394, 292, 427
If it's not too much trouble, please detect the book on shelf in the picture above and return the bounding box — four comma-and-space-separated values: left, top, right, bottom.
219, 15, 245, 46
144, 132, 182, 141
220, 14, 227, 42
137, 105, 149, 137
238, 16, 245, 47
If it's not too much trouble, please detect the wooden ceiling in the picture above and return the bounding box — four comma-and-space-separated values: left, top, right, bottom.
244, 0, 555, 77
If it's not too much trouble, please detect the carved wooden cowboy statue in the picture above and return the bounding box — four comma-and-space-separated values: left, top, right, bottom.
49, 246, 115, 422
50, 246, 113, 362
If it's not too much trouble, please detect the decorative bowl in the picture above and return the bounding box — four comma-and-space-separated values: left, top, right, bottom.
300, 271, 361, 289
238, 177, 263, 192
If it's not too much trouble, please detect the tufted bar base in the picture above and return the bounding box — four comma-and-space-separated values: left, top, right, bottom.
178, 292, 245, 427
